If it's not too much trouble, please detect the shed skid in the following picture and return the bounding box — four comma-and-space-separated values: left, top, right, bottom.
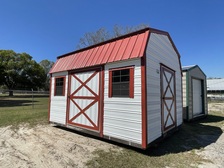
49, 27, 183, 149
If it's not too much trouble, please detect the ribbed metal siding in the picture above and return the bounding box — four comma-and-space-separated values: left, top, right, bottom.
185, 66, 208, 119
50, 30, 149, 73
104, 59, 142, 144
146, 33, 182, 144
49, 72, 68, 125
182, 72, 187, 119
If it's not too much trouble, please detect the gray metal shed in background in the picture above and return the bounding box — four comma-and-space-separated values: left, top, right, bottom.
182, 65, 208, 121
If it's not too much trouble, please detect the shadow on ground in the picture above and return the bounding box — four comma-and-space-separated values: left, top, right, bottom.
0, 96, 39, 107
142, 114, 224, 156
54, 114, 223, 156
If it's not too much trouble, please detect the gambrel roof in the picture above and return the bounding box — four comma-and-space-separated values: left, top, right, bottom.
50, 27, 181, 73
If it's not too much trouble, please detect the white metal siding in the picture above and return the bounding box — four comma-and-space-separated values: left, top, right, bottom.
192, 79, 203, 115
50, 71, 68, 125
189, 67, 208, 117
146, 33, 183, 144
182, 72, 187, 107
184, 67, 208, 120
182, 72, 187, 119
104, 59, 142, 144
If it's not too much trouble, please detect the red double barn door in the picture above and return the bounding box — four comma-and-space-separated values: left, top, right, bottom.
161, 65, 176, 133
67, 68, 102, 132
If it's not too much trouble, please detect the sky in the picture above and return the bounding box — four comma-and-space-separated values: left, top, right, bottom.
0, 0, 224, 77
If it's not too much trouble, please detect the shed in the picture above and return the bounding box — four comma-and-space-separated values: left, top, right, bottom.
49, 27, 183, 149
182, 65, 208, 121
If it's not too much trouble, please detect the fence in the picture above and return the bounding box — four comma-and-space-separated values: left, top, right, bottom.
0, 90, 49, 110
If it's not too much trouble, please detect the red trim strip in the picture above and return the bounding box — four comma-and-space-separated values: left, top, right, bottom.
141, 56, 147, 149
129, 67, 134, 98
68, 122, 99, 131
66, 74, 71, 125
70, 96, 96, 99
99, 68, 104, 137
108, 70, 112, 97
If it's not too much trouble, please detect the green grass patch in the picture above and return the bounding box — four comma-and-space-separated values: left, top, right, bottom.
86, 111, 224, 168
0, 94, 49, 127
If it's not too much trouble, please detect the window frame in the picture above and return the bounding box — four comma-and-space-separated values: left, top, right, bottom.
54, 76, 66, 96
108, 66, 134, 98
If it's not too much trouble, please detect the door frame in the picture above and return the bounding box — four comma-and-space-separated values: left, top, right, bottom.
191, 77, 204, 116
160, 64, 177, 133
66, 66, 104, 134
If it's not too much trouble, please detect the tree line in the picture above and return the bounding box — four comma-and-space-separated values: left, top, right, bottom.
0, 24, 148, 95
0, 50, 54, 93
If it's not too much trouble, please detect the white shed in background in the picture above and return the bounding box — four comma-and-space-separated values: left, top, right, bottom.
182, 65, 208, 121
49, 27, 183, 149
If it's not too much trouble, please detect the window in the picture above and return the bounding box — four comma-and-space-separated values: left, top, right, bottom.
109, 67, 134, 98
55, 77, 65, 96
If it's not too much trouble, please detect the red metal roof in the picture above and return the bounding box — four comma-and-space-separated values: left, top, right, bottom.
50, 28, 150, 73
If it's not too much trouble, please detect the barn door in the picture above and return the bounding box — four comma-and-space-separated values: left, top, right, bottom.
68, 68, 102, 131
192, 79, 203, 116
161, 65, 176, 133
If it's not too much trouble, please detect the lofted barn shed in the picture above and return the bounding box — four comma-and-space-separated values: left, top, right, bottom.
49, 27, 183, 149
182, 65, 208, 121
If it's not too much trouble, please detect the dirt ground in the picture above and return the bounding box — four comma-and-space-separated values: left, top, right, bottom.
0, 125, 117, 168
0, 103, 223, 168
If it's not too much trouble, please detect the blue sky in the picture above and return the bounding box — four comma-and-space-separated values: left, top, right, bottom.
1, 0, 224, 77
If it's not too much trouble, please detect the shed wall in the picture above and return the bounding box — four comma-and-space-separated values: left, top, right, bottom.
146, 33, 183, 144
104, 59, 142, 144
185, 67, 207, 120
49, 72, 68, 125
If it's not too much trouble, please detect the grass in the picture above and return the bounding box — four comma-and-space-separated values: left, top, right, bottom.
86, 110, 224, 168
0, 94, 49, 127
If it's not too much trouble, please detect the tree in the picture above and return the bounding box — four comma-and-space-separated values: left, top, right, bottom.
0, 50, 46, 95
39, 59, 54, 90
0, 63, 6, 85
76, 24, 148, 49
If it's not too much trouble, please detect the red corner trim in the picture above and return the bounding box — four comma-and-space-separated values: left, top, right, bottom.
141, 56, 147, 149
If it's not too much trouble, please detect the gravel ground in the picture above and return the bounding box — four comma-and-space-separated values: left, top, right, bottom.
197, 102, 224, 168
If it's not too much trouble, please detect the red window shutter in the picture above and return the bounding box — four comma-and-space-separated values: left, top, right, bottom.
108, 70, 112, 97
129, 67, 134, 98
62, 77, 66, 96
